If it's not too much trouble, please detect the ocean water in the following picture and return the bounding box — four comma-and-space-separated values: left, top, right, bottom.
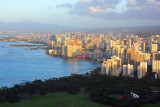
0, 41, 100, 87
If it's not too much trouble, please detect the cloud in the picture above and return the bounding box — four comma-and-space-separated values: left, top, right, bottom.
129, 0, 137, 6
148, 0, 160, 6
68, 0, 120, 16
89, 6, 104, 12
81, 0, 92, 2
56, 3, 72, 8
66, 0, 160, 20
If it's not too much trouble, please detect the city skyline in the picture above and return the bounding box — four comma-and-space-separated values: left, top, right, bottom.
0, 0, 160, 28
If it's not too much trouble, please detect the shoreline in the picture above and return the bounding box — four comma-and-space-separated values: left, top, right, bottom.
48, 54, 101, 64
0, 41, 100, 88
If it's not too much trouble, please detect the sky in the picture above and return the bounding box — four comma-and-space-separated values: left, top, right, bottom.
0, 0, 160, 28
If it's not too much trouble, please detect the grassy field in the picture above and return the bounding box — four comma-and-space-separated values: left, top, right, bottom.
0, 92, 107, 107
0, 92, 160, 107
142, 102, 160, 107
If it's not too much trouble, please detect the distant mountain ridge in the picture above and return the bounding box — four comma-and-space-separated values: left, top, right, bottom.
0, 22, 160, 33
0, 22, 69, 32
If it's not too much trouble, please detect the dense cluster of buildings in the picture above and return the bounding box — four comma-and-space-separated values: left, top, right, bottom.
99, 34, 160, 79
14, 32, 160, 79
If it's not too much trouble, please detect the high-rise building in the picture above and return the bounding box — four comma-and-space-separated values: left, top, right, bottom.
120, 48, 125, 65
152, 51, 160, 60
105, 49, 112, 58
151, 44, 158, 53
123, 64, 134, 75
128, 39, 132, 48
142, 42, 145, 52
101, 59, 119, 76
111, 45, 124, 65
62, 45, 83, 57
93, 50, 103, 60
123, 39, 127, 46
112, 45, 121, 57
99, 42, 105, 49
152, 60, 160, 78
137, 62, 147, 79
88, 50, 103, 60
57, 37, 62, 43
62, 39, 83, 57
47, 41, 56, 49
65, 39, 82, 46
101, 56, 121, 76
109, 40, 113, 48
49, 35, 57, 42
62, 45, 67, 57
111, 56, 121, 69
135, 52, 151, 71
134, 43, 140, 52
128, 49, 135, 66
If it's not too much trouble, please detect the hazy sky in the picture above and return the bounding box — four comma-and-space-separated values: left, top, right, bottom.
0, 0, 160, 28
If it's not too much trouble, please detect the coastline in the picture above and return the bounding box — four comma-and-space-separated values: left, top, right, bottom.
0, 41, 100, 87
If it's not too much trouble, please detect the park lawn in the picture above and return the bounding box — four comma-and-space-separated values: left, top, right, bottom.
107, 94, 121, 100
0, 92, 159, 107
151, 87, 160, 91
0, 92, 108, 107
142, 102, 160, 107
